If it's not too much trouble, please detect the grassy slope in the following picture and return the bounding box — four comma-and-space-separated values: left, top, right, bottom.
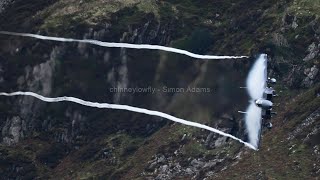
213, 84, 320, 179
37, 0, 159, 31
120, 85, 320, 179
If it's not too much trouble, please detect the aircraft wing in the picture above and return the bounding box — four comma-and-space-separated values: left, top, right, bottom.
263, 54, 268, 88
245, 102, 263, 149
246, 54, 268, 100
244, 54, 268, 149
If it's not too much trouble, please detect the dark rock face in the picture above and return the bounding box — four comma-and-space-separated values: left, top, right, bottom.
1, 46, 61, 145
0, 0, 13, 14
2, 35, 152, 142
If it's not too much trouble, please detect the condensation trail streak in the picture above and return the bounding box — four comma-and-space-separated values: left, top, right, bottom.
0, 91, 256, 150
0, 31, 248, 60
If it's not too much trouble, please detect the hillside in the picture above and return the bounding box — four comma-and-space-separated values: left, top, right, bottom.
0, 0, 319, 179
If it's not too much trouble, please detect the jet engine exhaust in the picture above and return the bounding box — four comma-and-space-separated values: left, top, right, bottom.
0, 31, 248, 60
0, 91, 257, 150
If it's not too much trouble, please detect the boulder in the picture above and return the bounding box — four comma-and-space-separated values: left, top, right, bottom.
303, 43, 319, 62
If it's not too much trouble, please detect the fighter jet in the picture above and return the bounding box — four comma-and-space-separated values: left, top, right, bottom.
238, 54, 277, 148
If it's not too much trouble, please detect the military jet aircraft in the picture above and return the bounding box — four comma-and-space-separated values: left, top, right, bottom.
238, 54, 277, 148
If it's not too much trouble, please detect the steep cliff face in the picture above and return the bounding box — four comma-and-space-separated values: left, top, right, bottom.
0, 0, 319, 179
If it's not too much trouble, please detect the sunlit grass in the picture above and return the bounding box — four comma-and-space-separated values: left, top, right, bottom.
37, 0, 159, 30
288, 0, 320, 16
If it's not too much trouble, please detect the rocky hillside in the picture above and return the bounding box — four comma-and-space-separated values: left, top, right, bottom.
0, 0, 319, 179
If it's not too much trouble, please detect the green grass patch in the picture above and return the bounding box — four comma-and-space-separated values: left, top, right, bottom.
288, 0, 320, 16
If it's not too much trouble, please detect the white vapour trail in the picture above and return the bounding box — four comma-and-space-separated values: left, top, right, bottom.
245, 54, 267, 148
0, 91, 256, 150
0, 31, 248, 60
